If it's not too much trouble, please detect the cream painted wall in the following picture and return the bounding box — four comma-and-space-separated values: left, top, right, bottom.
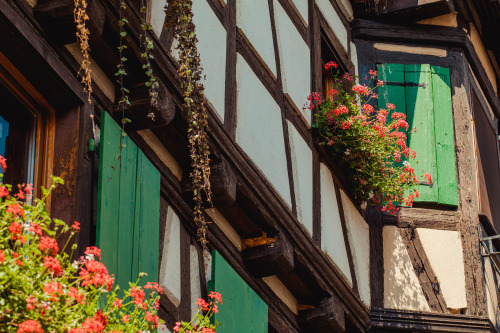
320, 164, 352, 284
287, 121, 313, 234
236, 0, 277, 76
340, 191, 370, 306
417, 228, 467, 310
192, 0, 227, 121
149, 0, 165, 37
350, 42, 358, 77
190, 245, 202, 318
383, 226, 430, 311
159, 207, 181, 306
316, 0, 348, 51
235, 54, 292, 206
274, 0, 311, 125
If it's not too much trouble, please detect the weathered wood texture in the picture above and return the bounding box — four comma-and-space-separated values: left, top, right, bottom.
299, 296, 346, 333
370, 307, 491, 332
382, 208, 459, 230
399, 228, 448, 312
242, 232, 294, 278
451, 57, 486, 316
352, 0, 454, 20
367, 206, 384, 308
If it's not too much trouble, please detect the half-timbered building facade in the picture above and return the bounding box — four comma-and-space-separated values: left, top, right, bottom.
2, 0, 500, 331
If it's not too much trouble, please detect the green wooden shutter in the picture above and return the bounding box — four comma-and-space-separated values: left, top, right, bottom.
208, 251, 268, 333
96, 111, 160, 291
430, 66, 457, 206
377, 64, 457, 206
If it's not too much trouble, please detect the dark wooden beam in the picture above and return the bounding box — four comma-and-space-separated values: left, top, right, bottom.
370, 307, 491, 332
352, 0, 454, 21
112, 81, 176, 131
367, 206, 384, 308
34, 0, 105, 45
242, 231, 294, 278
299, 296, 346, 333
382, 208, 459, 231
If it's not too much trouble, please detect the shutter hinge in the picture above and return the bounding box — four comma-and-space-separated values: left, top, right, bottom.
384, 81, 426, 88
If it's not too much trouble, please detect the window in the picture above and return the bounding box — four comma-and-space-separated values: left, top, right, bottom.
377, 64, 458, 206
321, 29, 346, 99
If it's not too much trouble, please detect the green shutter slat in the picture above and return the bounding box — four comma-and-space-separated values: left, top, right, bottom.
134, 150, 160, 285
116, 134, 138, 290
208, 251, 268, 333
431, 66, 458, 206
97, 111, 160, 294
96, 111, 121, 282
377, 64, 406, 117
404, 64, 438, 203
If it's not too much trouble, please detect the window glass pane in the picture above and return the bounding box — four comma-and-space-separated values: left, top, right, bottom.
0, 85, 36, 186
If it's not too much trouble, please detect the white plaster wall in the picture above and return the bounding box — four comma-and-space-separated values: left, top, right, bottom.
190, 245, 202, 318
236, 0, 277, 76
316, 0, 348, 51
320, 163, 352, 283
287, 121, 313, 234
350, 42, 358, 77
149, 0, 165, 38
340, 191, 370, 306
337, 0, 354, 21
159, 207, 181, 306
274, 0, 311, 125
383, 226, 430, 311
290, 0, 308, 24
235, 54, 292, 206
193, 0, 227, 121
416, 228, 467, 310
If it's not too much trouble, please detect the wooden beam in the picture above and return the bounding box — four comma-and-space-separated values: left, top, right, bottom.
367, 206, 384, 308
352, 0, 454, 21
370, 307, 491, 332
382, 208, 459, 230
112, 81, 176, 131
242, 231, 294, 278
34, 0, 105, 45
299, 296, 346, 333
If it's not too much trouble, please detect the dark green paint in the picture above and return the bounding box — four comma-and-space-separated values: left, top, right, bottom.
208, 251, 268, 333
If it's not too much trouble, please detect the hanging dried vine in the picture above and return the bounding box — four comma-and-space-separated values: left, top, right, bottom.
139, 2, 159, 119
74, 0, 92, 103
115, 0, 130, 110
165, 0, 212, 255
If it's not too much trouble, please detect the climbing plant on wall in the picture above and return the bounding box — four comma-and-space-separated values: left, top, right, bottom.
165, 0, 213, 258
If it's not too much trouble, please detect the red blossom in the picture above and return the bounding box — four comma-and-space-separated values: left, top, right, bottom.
145, 281, 163, 294
29, 223, 42, 236
352, 84, 368, 95
8, 222, 22, 240
81, 317, 104, 333
79, 260, 113, 290
72, 221, 81, 231
68, 287, 84, 304
0, 155, 6, 171
84, 246, 101, 260
201, 328, 215, 333
369, 70, 377, 76
0, 186, 8, 197
43, 256, 62, 276
324, 61, 338, 70
39, 236, 59, 256
27, 295, 36, 311
377, 80, 384, 86
113, 298, 123, 308
196, 298, 210, 311
121, 315, 130, 323
173, 322, 181, 332
17, 320, 43, 333
130, 287, 145, 305
208, 291, 223, 304
411, 150, 416, 160
6, 203, 25, 217
0, 250, 4, 264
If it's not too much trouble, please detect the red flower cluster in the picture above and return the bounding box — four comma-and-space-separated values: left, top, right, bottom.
43, 256, 62, 276
79, 260, 113, 291
84, 246, 101, 260
324, 61, 338, 70
17, 320, 43, 333
39, 236, 59, 256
